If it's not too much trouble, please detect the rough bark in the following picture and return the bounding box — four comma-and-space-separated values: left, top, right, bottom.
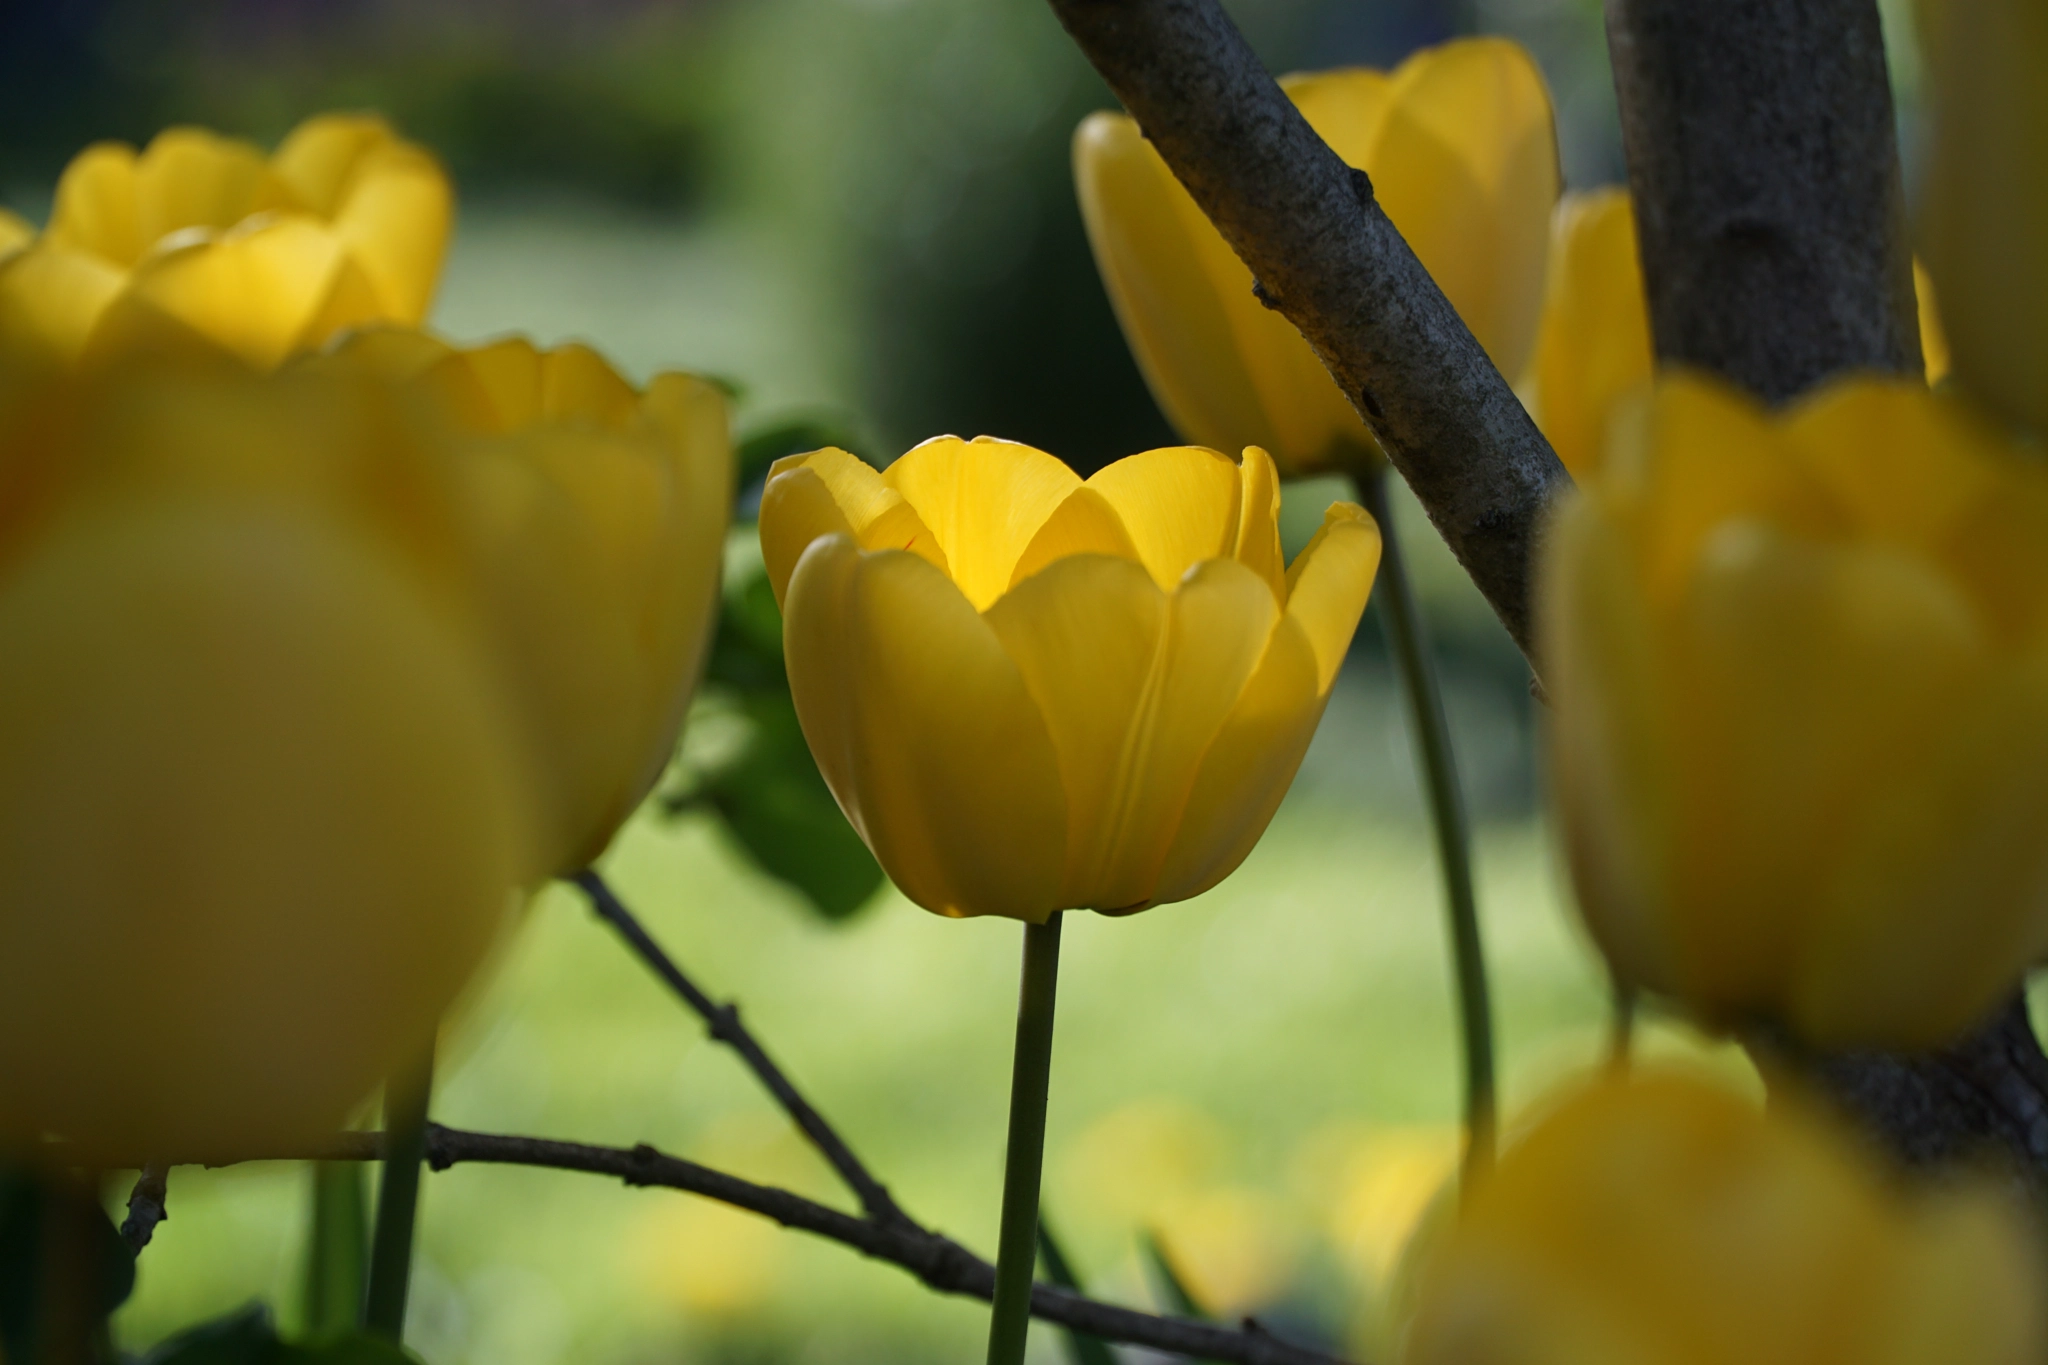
1045, 0, 1570, 662
1605, 0, 2048, 1181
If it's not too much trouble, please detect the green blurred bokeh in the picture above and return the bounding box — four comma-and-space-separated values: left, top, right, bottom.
1, 0, 1938, 1358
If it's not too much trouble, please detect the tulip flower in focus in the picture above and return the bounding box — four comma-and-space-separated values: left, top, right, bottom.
0, 362, 533, 1161
760, 437, 1378, 921
1920, 0, 2048, 437
1075, 39, 1557, 473
1405, 1070, 2045, 1365
1544, 372, 2048, 1048
329, 329, 734, 875
0, 113, 451, 371
1526, 190, 1952, 479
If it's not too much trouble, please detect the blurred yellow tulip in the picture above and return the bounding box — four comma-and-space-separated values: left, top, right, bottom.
1526, 191, 1952, 479
1920, 0, 2048, 436
0, 114, 451, 372
329, 330, 734, 874
759, 436, 1378, 920
0, 362, 533, 1162
1543, 372, 2048, 1048
1405, 1069, 2045, 1365
1075, 38, 1558, 473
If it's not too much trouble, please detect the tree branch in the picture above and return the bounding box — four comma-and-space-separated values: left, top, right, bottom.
1044, 0, 1570, 662
182, 1126, 1354, 1365
570, 869, 913, 1229
118, 1164, 168, 1254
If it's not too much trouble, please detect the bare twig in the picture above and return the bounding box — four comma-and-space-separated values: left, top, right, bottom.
118, 1164, 168, 1254
1043, 0, 1570, 662
181, 1126, 1353, 1365
569, 869, 912, 1229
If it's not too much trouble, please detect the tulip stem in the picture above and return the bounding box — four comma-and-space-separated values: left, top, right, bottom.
1354, 462, 1497, 1188
363, 1041, 434, 1341
1609, 978, 1639, 1073
987, 913, 1065, 1365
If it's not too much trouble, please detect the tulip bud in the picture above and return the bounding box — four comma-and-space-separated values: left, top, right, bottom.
760, 436, 1378, 921
1074, 38, 1559, 474
0, 363, 534, 1162
1543, 372, 2048, 1048
329, 330, 734, 875
0, 114, 452, 372
1920, 0, 2048, 437
1406, 1070, 2047, 1365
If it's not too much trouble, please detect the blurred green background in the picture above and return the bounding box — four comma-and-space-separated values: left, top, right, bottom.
0, 0, 1932, 1359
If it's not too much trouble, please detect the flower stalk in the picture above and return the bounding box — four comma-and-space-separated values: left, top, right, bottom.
986, 913, 1065, 1365
1350, 458, 1496, 1185
363, 1043, 435, 1341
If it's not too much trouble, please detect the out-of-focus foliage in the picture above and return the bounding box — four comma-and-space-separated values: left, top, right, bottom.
1406, 1070, 2048, 1365
1075, 37, 1560, 474
762, 437, 1378, 920
143, 1303, 420, 1364
1545, 372, 2048, 1049
0, 1170, 136, 1363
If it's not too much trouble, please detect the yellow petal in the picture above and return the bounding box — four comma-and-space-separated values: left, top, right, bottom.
0, 210, 31, 261
782, 536, 1067, 921
759, 448, 944, 607
319, 324, 456, 382
1008, 484, 1141, 590
1914, 259, 1951, 386
1085, 444, 1242, 591
270, 113, 401, 216
99, 216, 355, 371
542, 342, 641, 427
1361, 37, 1559, 377
0, 243, 128, 365
45, 143, 145, 266
1150, 614, 1324, 905
329, 140, 453, 324
1921, 0, 2048, 435
882, 435, 1079, 609
984, 555, 1278, 911
132, 126, 284, 249
1528, 188, 1653, 479
1232, 444, 1285, 598
1282, 501, 1381, 692
1785, 379, 2000, 548
430, 335, 545, 431
1072, 113, 1286, 461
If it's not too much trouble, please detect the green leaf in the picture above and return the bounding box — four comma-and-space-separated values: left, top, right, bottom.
1036, 1216, 1117, 1365
1142, 1228, 1211, 1321
0, 1167, 135, 1364
734, 413, 871, 490
143, 1304, 422, 1365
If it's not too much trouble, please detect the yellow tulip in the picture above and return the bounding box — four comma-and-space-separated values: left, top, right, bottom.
759, 436, 1378, 921
1405, 1070, 2046, 1365
1527, 192, 1952, 479
1074, 38, 1558, 473
0, 363, 533, 1162
1920, 0, 2048, 436
1543, 371, 2048, 1048
327, 329, 734, 875
0, 113, 451, 372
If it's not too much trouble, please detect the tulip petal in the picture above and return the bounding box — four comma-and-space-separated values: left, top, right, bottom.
1914, 260, 1951, 386
46, 143, 145, 266
1283, 501, 1381, 693
985, 555, 1278, 910
271, 113, 396, 216
1150, 613, 1324, 905
1786, 380, 2000, 550
784, 537, 1067, 921
0, 211, 30, 261
1528, 188, 1652, 479
1233, 444, 1286, 598
132, 127, 282, 248
1072, 113, 1284, 461
1086, 445, 1243, 591
330, 142, 453, 324
882, 435, 1079, 610
542, 342, 641, 428
760, 449, 944, 607
1009, 484, 1140, 590
437, 336, 545, 430
0, 244, 128, 365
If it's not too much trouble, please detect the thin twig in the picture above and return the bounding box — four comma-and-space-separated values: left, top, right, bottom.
569, 869, 913, 1229
176, 1127, 1354, 1365
1043, 0, 1570, 661
118, 1164, 168, 1254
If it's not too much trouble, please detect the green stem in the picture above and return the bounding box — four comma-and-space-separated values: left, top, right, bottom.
1035, 1216, 1116, 1365
302, 1161, 370, 1342
1609, 977, 1639, 1074
363, 1042, 435, 1341
986, 913, 1064, 1365
1353, 461, 1497, 1187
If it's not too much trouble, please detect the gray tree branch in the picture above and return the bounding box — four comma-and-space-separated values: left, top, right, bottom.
1603, 0, 2048, 1182
1043, 0, 1570, 662
176, 1126, 1353, 1365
